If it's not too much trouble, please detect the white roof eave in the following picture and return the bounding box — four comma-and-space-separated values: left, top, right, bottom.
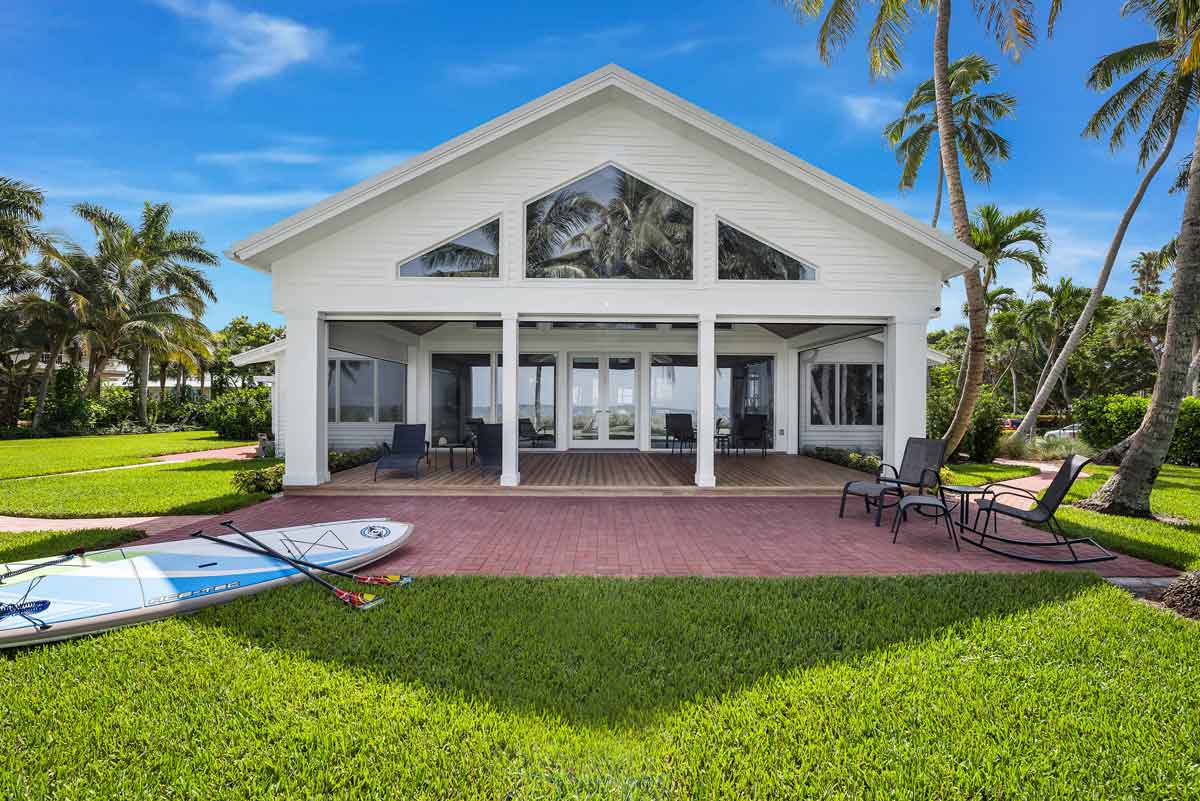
227, 64, 982, 279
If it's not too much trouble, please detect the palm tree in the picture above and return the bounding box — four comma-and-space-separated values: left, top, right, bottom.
1013, 0, 1198, 442
884, 54, 1016, 227
0, 177, 48, 274
1130, 238, 1176, 294
74, 202, 217, 419
1111, 292, 1170, 365
780, 0, 1063, 455
77, 211, 215, 400
970, 204, 1049, 291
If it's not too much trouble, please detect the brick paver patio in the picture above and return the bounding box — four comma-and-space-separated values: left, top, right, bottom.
153, 493, 1176, 579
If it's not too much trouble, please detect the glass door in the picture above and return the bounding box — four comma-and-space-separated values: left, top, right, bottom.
569, 354, 638, 447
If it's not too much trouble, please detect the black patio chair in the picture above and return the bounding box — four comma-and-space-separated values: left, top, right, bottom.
374, 423, 430, 481
839, 437, 946, 527
519, 418, 554, 449
964, 455, 1116, 564
476, 422, 503, 476
734, 414, 769, 457
665, 413, 697, 455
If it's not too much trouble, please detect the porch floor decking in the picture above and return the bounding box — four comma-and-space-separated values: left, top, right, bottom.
289, 452, 868, 496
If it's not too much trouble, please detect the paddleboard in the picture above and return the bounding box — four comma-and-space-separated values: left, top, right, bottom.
0, 518, 412, 649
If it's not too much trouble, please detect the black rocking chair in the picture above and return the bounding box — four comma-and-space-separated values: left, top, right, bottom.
839, 437, 947, 527
961, 455, 1116, 564
374, 423, 430, 481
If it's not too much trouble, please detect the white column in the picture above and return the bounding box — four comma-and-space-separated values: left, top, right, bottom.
501, 313, 520, 486
884, 319, 927, 466
405, 345, 418, 424
281, 311, 329, 486
695, 313, 717, 487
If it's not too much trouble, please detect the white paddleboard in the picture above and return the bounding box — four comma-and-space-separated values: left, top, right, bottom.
0, 518, 412, 648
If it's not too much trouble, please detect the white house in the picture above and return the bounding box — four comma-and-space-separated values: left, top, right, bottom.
229, 65, 977, 489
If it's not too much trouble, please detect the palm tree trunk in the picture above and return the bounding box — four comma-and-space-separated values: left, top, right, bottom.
931, 158, 944, 228
31, 332, 68, 429
137, 347, 151, 425
1189, 336, 1200, 397
85, 355, 109, 396
1080, 115, 1200, 516
931, 0, 986, 457
1013, 105, 1185, 442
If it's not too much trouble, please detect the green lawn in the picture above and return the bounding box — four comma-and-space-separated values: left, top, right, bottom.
0, 534, 1196, 799
0, 459, 280, 518
945, 462, 1041, 486
0, 528, 144, 562
0, 430, 254, 480
1057, 463, 1200, 571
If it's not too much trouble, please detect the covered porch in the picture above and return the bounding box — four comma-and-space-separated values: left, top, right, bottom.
287, 451, 869, 496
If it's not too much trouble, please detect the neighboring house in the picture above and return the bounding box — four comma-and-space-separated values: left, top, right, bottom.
229, 65, 980, 488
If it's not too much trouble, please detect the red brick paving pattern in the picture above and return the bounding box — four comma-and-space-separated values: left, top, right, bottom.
152, 494, 1176, 579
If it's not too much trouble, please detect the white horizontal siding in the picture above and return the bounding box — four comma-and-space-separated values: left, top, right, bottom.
329, 423, 396, 451
801, 426, 883, 455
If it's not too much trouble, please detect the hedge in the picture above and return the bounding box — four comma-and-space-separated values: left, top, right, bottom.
206, 385, 271, 440
1074, 394, 1200, 466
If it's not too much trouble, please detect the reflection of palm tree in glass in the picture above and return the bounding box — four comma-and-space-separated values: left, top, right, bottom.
568, 172, 692, 279
717, 224, 812, 280
526, 191, 602, 278
421, 220, 500, 277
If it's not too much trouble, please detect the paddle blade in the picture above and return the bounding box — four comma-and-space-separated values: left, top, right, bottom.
334, 588, 384, 610
353, 574, 413, 586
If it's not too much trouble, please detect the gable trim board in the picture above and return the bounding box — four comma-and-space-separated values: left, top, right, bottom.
228, 65, 980, 279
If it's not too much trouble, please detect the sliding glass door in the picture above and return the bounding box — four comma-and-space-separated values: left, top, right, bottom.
569, 354, 638, 448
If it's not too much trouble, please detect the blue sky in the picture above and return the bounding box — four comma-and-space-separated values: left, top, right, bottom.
5, 1, 1186, 331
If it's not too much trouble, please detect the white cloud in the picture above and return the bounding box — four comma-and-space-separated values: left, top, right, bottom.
196, 148, 325, 166
445, 62, 526, 87
41, 181, 330, 215
654, 37, 722, 58
840, 94, 903, 128
152, 0, 341, 90
336, 152, 419, 181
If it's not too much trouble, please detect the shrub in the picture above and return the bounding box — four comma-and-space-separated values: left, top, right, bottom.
328, 446, 382, 473
231, 462, 284, 494
997, 434, 1093, 461
1074, 394, 1200, 466
206, 385, 271, 440
805, 446, 882, 475
961, 391, 1004, 464
40, 366, 91, 433
89, 386, 135, 428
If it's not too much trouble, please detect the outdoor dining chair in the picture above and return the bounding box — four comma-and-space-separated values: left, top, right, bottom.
476, 423, 503, 476
374, 423, 430, 481
964, 454, 1116, 564
665, 413, 697, 455
839, 437, 947, 527
734, 414, 769, 456
519, 418, 554, 448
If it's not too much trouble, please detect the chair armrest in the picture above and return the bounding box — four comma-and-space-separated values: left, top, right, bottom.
379, 442, 391, 456
876, 463, 900, 482
981, 481, 1038, 500
919, 466, 942, 492
979, 485, 1052, 515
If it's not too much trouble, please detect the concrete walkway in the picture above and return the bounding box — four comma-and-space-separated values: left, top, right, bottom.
2, 444, 258, 484
0, 514, 215, 536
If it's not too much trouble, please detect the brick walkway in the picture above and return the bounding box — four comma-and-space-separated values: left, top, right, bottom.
151, 492, 1176, 579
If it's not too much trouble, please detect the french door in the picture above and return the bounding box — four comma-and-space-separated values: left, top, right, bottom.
569, 354, 638, 448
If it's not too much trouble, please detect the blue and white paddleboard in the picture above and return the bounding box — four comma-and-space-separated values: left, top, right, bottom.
0, 518, 412, 648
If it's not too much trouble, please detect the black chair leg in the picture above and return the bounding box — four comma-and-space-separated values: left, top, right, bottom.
874, 497, 884, 527
838, 487, 849, 518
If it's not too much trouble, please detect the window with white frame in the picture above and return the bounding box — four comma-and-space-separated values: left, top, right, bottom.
327, 356, 407, 423
808, 362, 884, 426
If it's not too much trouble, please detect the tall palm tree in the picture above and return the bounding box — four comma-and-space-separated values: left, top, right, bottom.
0, 177, 48, 275
1014, 0, 1197, 441
77, 211, 215, 400
1111, 292, 1170, 365
884, 54, 1016, 227
1130, 238, 1176, 294
781, 0, 1063, 454
970, 204, 1049, 291
75, 202, 217, 419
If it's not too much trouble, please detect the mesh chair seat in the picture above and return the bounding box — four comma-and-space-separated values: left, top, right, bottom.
975, 497, 1046, 524
843, 480, 902, 498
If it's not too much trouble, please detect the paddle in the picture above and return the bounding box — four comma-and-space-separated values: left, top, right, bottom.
191, 531, 412, 587
0, 548, 87, 585
196, 523, 382, 611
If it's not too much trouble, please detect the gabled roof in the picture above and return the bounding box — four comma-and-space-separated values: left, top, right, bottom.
230, 338, 287, 367
227, 64, 981, 278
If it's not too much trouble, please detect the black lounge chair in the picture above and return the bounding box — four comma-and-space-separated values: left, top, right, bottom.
665, 413, 697, 455
963, 455, 1116, 564
734, 413, 769, 457
476, 423, 503, 476
839, 437, 947, 527
519, 418, 554, 449
374, 423, 430, 481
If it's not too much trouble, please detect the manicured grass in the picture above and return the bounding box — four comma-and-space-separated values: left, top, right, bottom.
1057, 463, 1200, 571
0, 553, 1196, 799
0, 459, 280, 518
0, 430, 254, 480
0, 528, 145, 563
945, 462, 1040, 486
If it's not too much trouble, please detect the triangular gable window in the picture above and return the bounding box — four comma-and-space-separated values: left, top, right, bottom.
396, 219, 499, 278
718, 222, 815, 281
526, 165, 693, 279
